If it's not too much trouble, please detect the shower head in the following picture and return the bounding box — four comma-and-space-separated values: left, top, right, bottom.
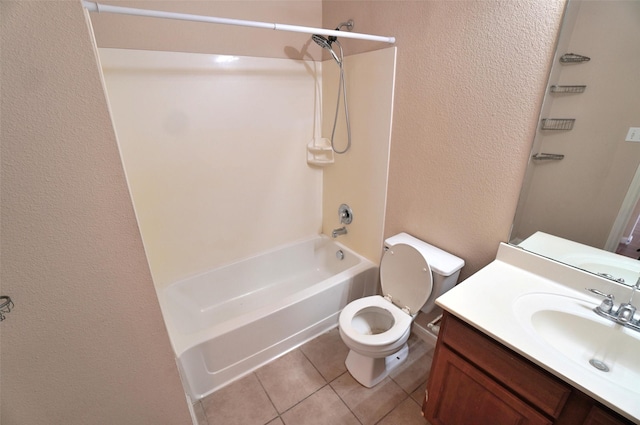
311, 34, 341, 65
311, 34, 332, 49
335, 20, 354, 32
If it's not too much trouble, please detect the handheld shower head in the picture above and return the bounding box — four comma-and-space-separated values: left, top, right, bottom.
310, 31, 351, 155
311, 34, 332, 49
311, 34, 341, 65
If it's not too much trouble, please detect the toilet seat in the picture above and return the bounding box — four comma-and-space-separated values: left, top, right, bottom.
339, 295, 412, 347
380, 243, 433, 314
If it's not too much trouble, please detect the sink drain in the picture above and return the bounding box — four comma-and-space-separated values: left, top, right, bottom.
589, 359, 610, 372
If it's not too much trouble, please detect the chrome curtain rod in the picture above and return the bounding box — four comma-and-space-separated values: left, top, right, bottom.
82, 1, 396, 44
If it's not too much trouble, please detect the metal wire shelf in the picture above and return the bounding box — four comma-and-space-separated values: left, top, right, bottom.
0, 295, 14, 322
541, 118, 575, 131
560, 53, 591, 63
532, 153, 565, 161
550, 85, 587, 94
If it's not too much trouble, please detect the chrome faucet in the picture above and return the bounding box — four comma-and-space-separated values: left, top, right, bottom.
618, 278, 639, 323
587, 278, 640, 332
332, 227, 348, 238
331, 204, 352, 238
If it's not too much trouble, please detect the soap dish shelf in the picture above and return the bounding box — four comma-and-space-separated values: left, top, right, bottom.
307, 138, 334, 166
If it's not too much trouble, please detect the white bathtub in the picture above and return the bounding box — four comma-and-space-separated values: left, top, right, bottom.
159, 235, 378, 400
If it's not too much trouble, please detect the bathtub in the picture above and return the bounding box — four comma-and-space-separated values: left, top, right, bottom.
158, 235, 378, 400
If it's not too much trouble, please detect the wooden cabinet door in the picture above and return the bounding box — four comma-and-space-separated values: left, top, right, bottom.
583, 407, 632, 425
424, 346, 552, 425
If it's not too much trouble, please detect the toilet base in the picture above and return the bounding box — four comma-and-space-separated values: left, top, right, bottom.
345, 343, 409, 388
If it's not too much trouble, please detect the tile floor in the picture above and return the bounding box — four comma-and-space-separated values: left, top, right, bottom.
193, 329, 435, 425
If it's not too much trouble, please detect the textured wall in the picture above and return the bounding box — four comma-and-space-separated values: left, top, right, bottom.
89, 0, 323, 59
512, 0, 640, 250
323, 1, 566, 279
0, 2, 191, 424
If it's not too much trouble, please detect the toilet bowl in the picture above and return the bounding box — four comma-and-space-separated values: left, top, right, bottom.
338, 232, 464, 388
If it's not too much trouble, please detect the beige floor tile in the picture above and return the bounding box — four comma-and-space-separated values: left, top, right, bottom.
330, 372, 407, 425
255, 349, 326, 413
300, 328, 349, 382
201, 373, 278, 425
390, 334, 433, 393
281, 386, 360, 425
266, 418, 285, 425
410, 381, 428, 405
377, 397, 429, 425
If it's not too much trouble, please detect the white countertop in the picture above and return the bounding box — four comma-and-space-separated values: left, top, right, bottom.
436, 243, 640, 423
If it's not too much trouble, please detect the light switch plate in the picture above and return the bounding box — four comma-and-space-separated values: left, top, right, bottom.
626, 127, 640, 142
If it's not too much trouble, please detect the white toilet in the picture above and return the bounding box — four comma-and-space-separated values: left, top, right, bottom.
338, 232, 464, 388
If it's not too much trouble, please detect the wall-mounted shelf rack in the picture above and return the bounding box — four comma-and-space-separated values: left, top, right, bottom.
0, 295, 14, 322
550, 85, 587, 94
560, 53, 591, 63
532, 153, 565, 161
541, 118, 575, 131
307, 139, 334, 166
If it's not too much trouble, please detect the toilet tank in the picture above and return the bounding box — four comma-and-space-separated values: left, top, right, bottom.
384, 232, 465, 314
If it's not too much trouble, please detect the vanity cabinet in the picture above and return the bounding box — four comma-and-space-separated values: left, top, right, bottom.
422, 312, 634, 425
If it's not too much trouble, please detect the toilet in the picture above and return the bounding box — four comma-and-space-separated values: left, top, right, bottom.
338, 232, 464, 388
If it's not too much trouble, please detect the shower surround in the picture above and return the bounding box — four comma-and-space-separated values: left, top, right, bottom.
99, 46, 395, 395
100, 46, 395, 285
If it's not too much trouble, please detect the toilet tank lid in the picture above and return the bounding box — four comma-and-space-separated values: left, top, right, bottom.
384, 232, 465, 276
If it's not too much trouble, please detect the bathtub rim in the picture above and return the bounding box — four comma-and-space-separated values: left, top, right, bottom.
156, 234, 378, 358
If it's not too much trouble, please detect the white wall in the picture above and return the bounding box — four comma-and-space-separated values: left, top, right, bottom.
322, 47, 396, 263
101, 46, 396, 287
100, 49, 323, 288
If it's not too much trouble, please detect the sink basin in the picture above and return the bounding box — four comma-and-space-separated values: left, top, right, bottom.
513, 293, 640, 394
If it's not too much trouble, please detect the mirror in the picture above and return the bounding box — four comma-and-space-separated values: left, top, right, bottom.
510, 0, 640, 286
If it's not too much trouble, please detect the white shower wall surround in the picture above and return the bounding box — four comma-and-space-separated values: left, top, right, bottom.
100, 48, 323, 287
99, 46, 396, 397
99, 47, 396, 287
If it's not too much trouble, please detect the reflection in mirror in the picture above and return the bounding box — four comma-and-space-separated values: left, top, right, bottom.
519, 232, 640, 286
510, 0, 640, 285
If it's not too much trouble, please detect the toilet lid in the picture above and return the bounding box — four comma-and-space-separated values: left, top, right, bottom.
380, 243, 433, 314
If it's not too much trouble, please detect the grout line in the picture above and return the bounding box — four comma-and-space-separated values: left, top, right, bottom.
276, 382, 333, 424
298, 344, 330, 384
372, 394, 412, 425
253, 372, 282, 425
223, 330, 430, 425
327, 373, 365, 425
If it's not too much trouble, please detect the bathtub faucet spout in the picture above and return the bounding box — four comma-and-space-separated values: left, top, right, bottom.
332, 227, 348, 238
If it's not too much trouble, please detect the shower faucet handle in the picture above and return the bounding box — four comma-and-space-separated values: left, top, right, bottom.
339, 204, 353, 225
